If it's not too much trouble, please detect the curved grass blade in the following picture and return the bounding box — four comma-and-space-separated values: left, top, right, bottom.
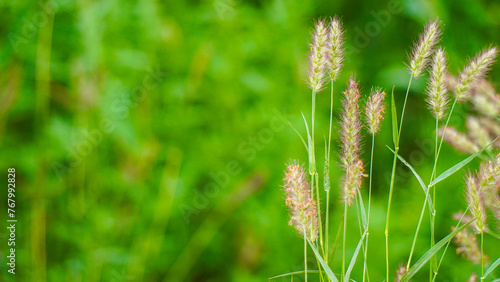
387, 146, 433, 212
485, 256, 500, 278
268, 270, 320, 280
307, 238, 340, 282
344, 231, 367, 282
400, 220, 472, 282
429, 138, 497, 188
288, 121, 308, 151
391, 86, 398, 146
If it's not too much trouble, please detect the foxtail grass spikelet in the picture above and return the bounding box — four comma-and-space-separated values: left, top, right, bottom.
465, 173, 487, 233
466, 116, 492, 150
365, 89, 386, 134
439, 126, 479, 154
283, 162, 319, 241
454, 47, 498, 101
409, 19, 441, 77
340, 78, 364, 204
426, 47, 449, 120
308, 20, 329, 92
326, 17, 344, 81
453, 226, 483, 264
395, 264, 407, 282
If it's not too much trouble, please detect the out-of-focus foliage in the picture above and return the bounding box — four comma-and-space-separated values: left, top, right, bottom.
0, 0, 499, 281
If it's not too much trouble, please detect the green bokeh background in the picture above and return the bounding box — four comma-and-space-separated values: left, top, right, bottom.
1, 0, 500, 281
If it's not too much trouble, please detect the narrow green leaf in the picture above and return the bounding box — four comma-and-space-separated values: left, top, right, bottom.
391, 86, 398, 146
288, 121, 308, 151
307, 238, 340, 282
387, 146, 433, 212
429, 138, 497, 188
485, 256, 500, 278
268, 270, 320, 280
400, 221, 472, 281
344, 231, 367, 282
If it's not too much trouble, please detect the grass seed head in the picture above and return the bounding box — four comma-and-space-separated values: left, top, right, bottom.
409, 19, 442, 77
327, 16, 344, 81
454, 46, 498, 101
426, 47, 449, 120
365, 89, 386, 134
283, 162, 319, 241
465, 173, 487, 233
308, 19, 329, 92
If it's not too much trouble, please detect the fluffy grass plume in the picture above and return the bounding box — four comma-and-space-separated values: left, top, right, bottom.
327, 16, 344, 81
439, 126, 479, 154
365, 89, 386, 135
283, 162, 319, 241
426, 47, 449, 120
409, 19, 441, 77
340, 78, 364, 204
454, 47, 498, 101
308, 19, 329, 92
465, 173, 487, 233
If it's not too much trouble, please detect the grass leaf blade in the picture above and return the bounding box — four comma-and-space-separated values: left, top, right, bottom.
429, 138, 497, 188
485, 256, 500, 278
400, 221, 472, 282
307, 238, 340, 282
387, 146, 433, 212
344, 231, 367, 282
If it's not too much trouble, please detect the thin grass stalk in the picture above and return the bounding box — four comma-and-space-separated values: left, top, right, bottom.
432, 207, 469, 282
363, 134, 375, 282
407, 95, 458, 272
430, 118, 439, 279
311, 90, 325, 255
326, 81, 335, 263
481, 231, 485, 281
354, 194, 369, 282
305, 228, 308, 282
386, 75, 413, 281
342, 202, 348, 282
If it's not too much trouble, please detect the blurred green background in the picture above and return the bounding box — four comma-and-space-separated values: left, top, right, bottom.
1, 0, 500, 281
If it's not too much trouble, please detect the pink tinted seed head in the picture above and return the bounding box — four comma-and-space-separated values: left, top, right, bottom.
308, 20, 329, 92
409, 19, 442, 77
339, 78, 365, 205
454, 47, 498, 101
365, 89, 386, 135
283, 162, 319, 241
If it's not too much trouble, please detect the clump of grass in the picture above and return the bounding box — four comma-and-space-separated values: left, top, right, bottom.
271, 16, 500, 282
